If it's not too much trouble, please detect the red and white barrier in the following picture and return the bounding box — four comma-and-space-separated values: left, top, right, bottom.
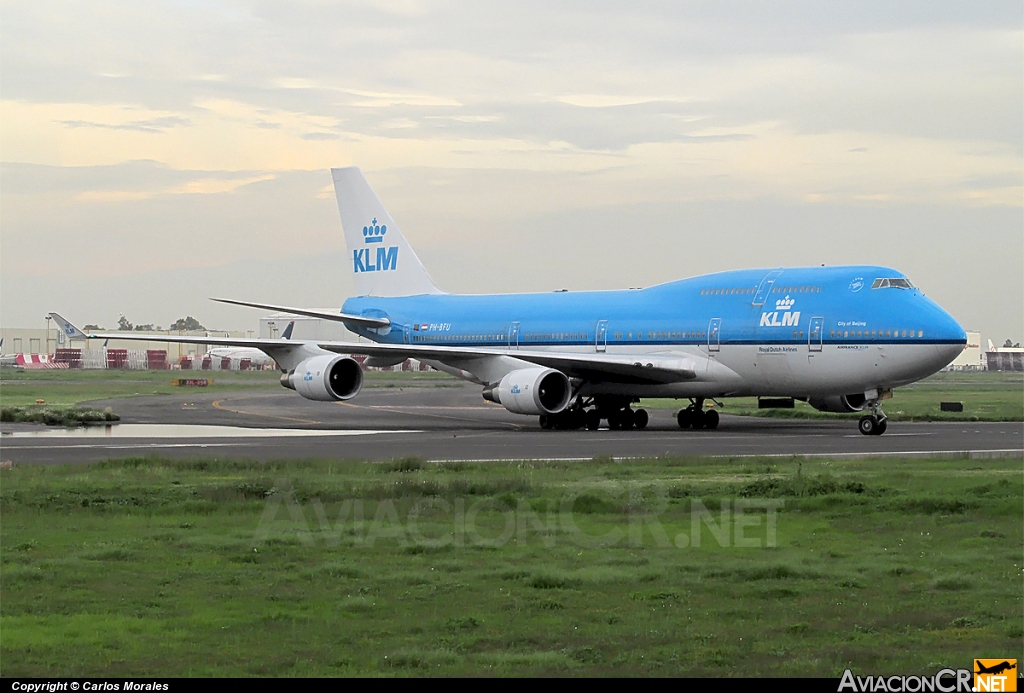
14, 354, 69, 369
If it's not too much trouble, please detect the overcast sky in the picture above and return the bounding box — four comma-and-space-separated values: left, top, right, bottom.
2, 1, 1021, 343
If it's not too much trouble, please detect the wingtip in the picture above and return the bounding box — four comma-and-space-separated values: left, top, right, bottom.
330, 166, 361, 181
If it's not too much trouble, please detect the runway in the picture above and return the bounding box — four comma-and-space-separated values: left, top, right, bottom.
2, 382, 1021, 465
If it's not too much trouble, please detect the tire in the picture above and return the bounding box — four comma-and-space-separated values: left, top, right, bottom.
704, 409, 719, 430
608, 415, 621, 431
634, 408, 649, 430
676, 410, 691, 429
620, 409, 635, 430
585, 410, 601, 431
874, 418, 887, 435
571, 411, 586, 430
858, 415, 876, 436
691, 409, 706, 430
539, 414, 553, 430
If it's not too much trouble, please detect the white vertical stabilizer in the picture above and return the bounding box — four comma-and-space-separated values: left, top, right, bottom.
331, 167, 443, 297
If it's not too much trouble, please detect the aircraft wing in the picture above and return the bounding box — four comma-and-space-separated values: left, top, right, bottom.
66, 325, 699, 384
314, 342, 699, 384
78, 332, 305, 349
211, 298, 390, 329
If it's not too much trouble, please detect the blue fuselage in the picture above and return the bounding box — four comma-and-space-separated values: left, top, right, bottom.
342, 265, 965, 352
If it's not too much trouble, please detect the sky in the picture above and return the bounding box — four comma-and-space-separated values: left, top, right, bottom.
2, 1, 1022, 344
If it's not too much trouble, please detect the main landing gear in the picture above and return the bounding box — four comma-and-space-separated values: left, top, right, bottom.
675, 398, 719, 430
538, 396, 649, 431
858, 400, 888, 436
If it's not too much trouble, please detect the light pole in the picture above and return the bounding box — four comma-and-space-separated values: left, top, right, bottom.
44, 315, 51, 356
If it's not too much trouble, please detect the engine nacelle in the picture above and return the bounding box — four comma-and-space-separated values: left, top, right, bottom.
483, 367, 571, 415
806, 393, 869, 413
282, 354, 363, 401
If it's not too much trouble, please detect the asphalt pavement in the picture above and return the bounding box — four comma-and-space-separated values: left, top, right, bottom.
2, 382, 1021, 464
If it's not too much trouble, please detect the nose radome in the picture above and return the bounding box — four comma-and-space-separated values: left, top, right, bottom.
933, 310, 967, 369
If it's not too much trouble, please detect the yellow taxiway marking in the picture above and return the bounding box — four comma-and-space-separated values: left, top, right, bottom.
212, 399, 323, 425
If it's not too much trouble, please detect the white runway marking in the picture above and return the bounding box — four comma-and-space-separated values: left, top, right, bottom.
1, 424, 420, 439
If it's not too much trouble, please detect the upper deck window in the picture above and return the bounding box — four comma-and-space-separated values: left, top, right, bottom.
871, 278, 915, 290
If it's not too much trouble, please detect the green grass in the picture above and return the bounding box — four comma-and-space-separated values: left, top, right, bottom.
0, 367, 454, 408
643, 371, 1024, 422
2, 454, 1021, 676
0, 405, 120, 426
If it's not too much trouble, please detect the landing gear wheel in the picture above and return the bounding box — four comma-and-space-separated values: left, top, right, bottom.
691, 410, 706, 430
858, 415, 876, 436
620, 409, 636, 430
539, 414, 553, 430
634, 408, 649, 430
704, 409, 719, 430
585, 409, 601, 431
874, 418, 887, 435
676, 409, 692, 429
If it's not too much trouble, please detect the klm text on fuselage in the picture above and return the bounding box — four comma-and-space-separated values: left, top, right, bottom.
759, 311, 801, 327
353, 246, 398, 273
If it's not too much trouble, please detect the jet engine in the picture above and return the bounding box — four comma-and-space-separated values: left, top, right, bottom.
806, 393, 869, 413
281, 354, 363, 401
482, 367, 571, 415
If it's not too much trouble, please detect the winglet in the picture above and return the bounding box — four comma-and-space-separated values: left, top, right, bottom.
281, 320, 296, 340
49, 313, 90, 340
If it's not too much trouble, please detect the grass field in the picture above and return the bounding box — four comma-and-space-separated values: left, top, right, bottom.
0, 367, 455, 408
2, 454, 1021, 676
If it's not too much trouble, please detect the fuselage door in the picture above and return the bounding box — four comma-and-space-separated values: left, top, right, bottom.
808, 316, 824, 352
508, 321, 520, 350
752, 270, 784, 307
595, 320, 608, 352
708, 318, 722, 352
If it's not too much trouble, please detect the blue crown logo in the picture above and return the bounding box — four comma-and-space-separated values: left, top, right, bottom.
363, 218, 387, 244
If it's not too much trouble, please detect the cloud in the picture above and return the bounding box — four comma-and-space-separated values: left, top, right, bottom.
59, 115, 192, 133
0, 2, 1020, 340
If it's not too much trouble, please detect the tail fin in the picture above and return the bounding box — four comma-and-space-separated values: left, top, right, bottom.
281, 320, 295, 340
49, 313, 89, 340
331, 167, 443, 297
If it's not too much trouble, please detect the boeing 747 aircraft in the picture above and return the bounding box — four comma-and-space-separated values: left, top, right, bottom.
56, 167, 967, 435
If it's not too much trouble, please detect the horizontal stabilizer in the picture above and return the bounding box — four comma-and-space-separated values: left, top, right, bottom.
211, 298, 390, 328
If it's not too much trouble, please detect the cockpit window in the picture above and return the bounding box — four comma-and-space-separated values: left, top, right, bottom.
871, 277, 915, 290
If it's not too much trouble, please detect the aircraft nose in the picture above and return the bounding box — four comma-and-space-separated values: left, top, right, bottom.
932, 308, 967, 367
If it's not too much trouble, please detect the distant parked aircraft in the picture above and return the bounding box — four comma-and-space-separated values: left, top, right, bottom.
204, 321, 295, 368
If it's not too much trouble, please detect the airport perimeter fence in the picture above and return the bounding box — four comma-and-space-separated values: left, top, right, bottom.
54, 348, 166, 370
